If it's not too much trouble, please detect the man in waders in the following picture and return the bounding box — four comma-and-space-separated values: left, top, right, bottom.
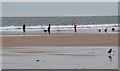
23, 24, 26, 33
48, 24, 51, 34
73, 21, 77, 32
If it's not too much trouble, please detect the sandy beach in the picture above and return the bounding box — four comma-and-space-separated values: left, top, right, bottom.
2, 46, 118, 69
2, 33, 118, 47
2, 30, 119, 69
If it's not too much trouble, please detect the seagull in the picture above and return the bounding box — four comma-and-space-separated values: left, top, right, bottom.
108, 49, 112, 53
36, 59, 40, 62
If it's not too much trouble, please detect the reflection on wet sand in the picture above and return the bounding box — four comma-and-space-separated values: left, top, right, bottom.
3, 46, 118, 69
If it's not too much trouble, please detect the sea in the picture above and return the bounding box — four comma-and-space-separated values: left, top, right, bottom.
0, 16, 118, 32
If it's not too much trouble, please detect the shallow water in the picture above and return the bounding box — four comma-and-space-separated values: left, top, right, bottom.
2, 26, 119, 35
2, 46, 118, 69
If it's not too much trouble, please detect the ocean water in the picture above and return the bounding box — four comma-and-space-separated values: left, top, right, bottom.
2, 16, 118, 26
1, 16, 118, 32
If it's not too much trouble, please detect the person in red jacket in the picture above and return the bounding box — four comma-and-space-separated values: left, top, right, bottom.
73, 21, 77, 32
48, 24, 51, 34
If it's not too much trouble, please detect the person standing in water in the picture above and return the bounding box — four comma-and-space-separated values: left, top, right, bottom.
73, 21, 77, 32
48, 24, 51, 34
23, 24, 26, 33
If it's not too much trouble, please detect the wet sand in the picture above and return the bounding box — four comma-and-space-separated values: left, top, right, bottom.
2, 32, 118, 69
2, 46, 118, 69
2, 34, 118, 47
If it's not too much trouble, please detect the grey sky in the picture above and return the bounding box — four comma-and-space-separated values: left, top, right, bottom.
2, 2, 118, 17
2, 0, 119, 2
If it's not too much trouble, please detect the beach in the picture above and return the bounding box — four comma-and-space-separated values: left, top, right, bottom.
2, 46, 118, 69
2, 33, 118, 47
2, 24, 119, 69
2, 32, 118, 69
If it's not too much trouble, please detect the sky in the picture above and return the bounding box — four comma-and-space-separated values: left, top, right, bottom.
1, 0, 120, 2
1, 1, 119, 17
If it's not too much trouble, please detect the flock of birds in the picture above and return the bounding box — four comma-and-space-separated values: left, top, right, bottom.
99, 27, 115, 32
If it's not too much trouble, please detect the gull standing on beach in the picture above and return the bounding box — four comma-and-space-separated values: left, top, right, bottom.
73, 21, 77, 32
48, 24, 51, 34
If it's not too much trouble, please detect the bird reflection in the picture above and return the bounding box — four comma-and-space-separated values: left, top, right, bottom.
108, 55, 112, 61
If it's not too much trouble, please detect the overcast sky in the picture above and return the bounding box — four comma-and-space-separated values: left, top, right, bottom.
2, 2, 118, 17
1, 0, 119, 2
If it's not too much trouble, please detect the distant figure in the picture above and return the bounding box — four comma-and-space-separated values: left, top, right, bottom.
108, 49, 112, 53
57, 29, 60, 32
23, 24, 26, 33
73, 21, 77, 32
98, 29, 101, 32
112, 28, 115, 31
104, 27, 107, 32
48, 24, 51, 34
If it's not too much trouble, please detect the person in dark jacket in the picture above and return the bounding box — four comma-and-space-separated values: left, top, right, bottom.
23, 24, 26, 33
48, 24, 51, 34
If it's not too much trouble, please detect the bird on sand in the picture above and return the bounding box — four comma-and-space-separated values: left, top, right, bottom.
108, 49, 112, 53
